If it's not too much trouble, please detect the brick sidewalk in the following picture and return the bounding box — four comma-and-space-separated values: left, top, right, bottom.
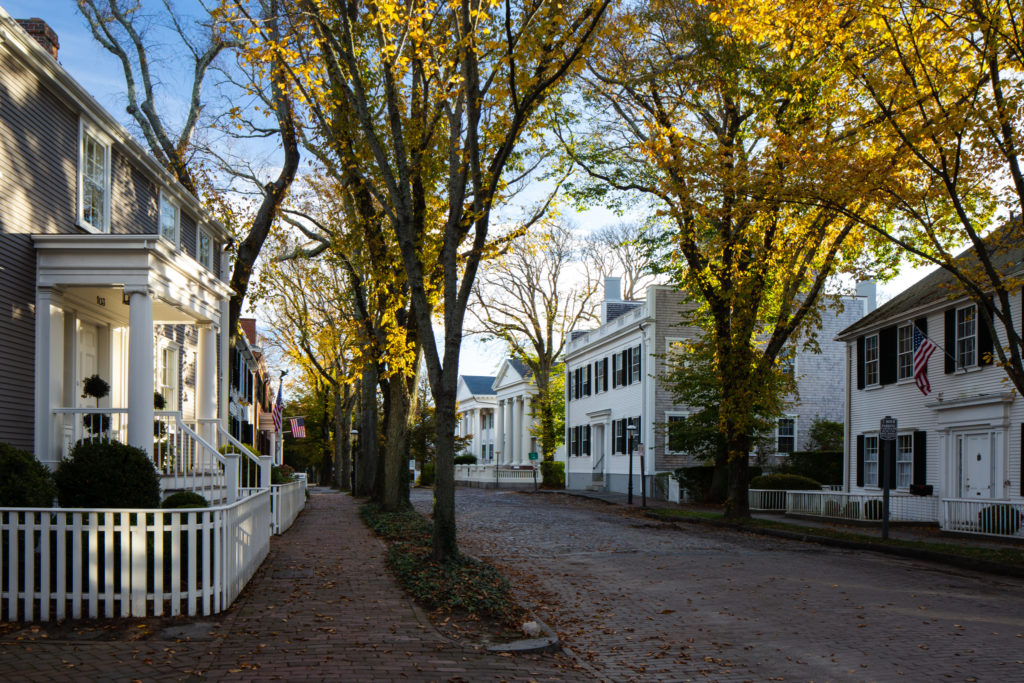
0, 489, 590, 682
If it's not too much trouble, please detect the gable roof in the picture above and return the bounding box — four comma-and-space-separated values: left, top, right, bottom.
506, 358, 534, 381
838, 228, 1024, 340
461, 375, 496, 396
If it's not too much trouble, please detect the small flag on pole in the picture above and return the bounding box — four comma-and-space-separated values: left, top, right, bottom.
290, 417, 306, 439
913, 326, 937, 395
272, 383, 283, 433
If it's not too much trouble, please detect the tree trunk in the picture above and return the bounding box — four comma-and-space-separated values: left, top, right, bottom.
724, 430, 751, 519
333, 383, 352, 491
356, 366, 379, 497
431, 387, 458, 561
382, 369, 414, 511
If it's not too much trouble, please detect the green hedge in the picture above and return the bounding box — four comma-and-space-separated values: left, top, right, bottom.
540, 461, 564, 488
161, 491, 209, 509
783, 451, 843, 485
749, 473, 821, 491
55, 440, 161, 508
453, 454, 477, 465
418, 462, 435, 486
0, 442, 55, 507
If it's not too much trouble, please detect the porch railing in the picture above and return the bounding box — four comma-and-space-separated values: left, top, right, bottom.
154, 412, 227, 503
52, 408, 129, 458
271, 481, 305, 535
0, 491, 271, 621
786, 490, 940, 523
942, 498, 1024, 539
200, 420, 266, 489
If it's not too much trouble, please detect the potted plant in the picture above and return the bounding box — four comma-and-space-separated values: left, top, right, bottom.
81, 374, 110, 437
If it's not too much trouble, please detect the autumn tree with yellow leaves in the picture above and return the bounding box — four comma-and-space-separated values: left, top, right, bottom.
223, 0, 610, 558
714, 0, 1024, 394
567, 0, 889, 517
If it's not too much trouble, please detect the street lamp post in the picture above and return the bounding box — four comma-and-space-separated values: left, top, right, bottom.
626, 423, 637, 505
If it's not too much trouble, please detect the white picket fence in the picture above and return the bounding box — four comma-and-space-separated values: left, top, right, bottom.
0, 490, 272, 622
454, 464, 538, 487
786, 490, 940, 522
271, 482, 306, 535
942, 498, 1024, 539
749, 489, 788, 512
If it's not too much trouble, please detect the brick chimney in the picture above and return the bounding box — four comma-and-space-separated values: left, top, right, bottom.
16, 18, 59, 60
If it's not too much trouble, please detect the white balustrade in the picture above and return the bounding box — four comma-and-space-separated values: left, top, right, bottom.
453, 464, 537, 486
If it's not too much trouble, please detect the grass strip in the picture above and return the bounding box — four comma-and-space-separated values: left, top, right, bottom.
646, 507, 1024, 567
359, 503, 524, 624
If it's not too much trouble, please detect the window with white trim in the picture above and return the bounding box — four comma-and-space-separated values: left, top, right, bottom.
956, 304, 977, 369
896, 434, 913, 489
160, 194, 180, 245
158, 344, 180, 411
776, 417, 796, 454
631, 345, 641, 382
897, 324, 913, 380
864, 333, 880, 386
594, 359, 604, 393
198, 228, 213, 269
79, 123, 110, 232
864, 435, 879, 487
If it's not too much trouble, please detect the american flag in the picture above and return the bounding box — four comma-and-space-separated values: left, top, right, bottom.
289, 417, 306, 439
913, 326, 937, 395
272, 383, 283, 432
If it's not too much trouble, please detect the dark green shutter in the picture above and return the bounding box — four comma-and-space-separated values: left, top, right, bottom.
913, 431, 927, 486
603, 358, 609, 391
856, 435, 864, 487
979, 297, 995, 366
944, 309, 956, 373
856, 336, 865, 389
879, 325, 898, 385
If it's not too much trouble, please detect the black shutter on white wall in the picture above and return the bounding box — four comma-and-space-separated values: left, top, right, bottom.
879, 326, 897, 385
913, 430, 927, 486
856, 336, 865, 390
979, 297, 995, 366
856, 435, 865, 487
944, 309, 956, 374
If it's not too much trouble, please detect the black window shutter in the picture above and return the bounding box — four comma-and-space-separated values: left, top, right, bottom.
979, 297, 995, 366
944, 309, 956, 373
612, 354, 618, 388
915, 317, 928, 336
1020, 423, 1024, 497
856, 435, 865, 487
887, 438, 897, 488
624, 348, 632, 385
603, 358, 609, 391
879, 325, 897, 385
913, 430, 927, 486
586, 364, 592, 395
856, 336, 865, 390
567, 371, 572, 401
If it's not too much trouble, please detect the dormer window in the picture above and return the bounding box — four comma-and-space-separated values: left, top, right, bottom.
160, 195, 180, 246
79, 122, 110, 232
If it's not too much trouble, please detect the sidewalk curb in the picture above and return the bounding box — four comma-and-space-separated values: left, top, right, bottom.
642, 510, 1024, 579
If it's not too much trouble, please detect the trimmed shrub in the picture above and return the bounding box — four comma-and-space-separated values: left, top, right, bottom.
418, 462, 435, 486
750, 473, 822, 491
783, 451, 843, 485
55, 440, 160, 508
673, 465, 716, 502
978, 504, 1023, 535
540, 461, 565, 488
272, 464, 296, 484
0, 442, 56, 507
453, 454, 477, 465
161, 491, 209, 509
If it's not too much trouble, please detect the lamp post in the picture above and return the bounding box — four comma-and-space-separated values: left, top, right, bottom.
626, 423, 637, 505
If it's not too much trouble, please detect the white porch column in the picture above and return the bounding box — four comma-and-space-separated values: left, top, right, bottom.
126, 286, 154, 458
507, 399, 515, 464
521, 395, 531, 463
196, 323, 217, 447
496, 400, 505, 465
219, 255, 230, 433
513, 397, 523, 464
471, 408, 480, 460
34, 287, 54, 467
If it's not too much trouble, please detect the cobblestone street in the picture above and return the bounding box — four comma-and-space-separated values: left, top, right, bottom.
412, 488, 1024, 682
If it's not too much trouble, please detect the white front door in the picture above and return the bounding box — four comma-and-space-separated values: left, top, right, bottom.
959, 432, 993, 498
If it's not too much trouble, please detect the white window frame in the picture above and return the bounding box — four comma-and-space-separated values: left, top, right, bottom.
594, 359, 604, 394
779, 352, 796, 378
198, 226, 213, 270
157, 342, 181, 411
776, 416, 796, 454
78, 120, 111, 233
864, 333, 880, 386
896, 433, 913, 489
897, 323, 913, 380
160, 193, 180, 246
956, 304, 977, 369
631, 344, 641, 383
665, 411, 688, 455
864, 435, 879, 488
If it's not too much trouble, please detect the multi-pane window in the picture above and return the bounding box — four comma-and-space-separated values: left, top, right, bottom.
631, 345, 641, 382
584, 365, 592, 395
897, 324, 913, 380
81, 129, 108, 231
777, 418, 796, 454
159, 346, 179, 410
956, 305, 977, 368
594, 360, 604, 393
198, 228, 213, 269
581, 425, 591, 456
160, 196, 180, 245
613, 419, 627, 454
667, 414, 686, 453
864, 334, 880, 386
896, 434, 913, 489
627, 416, 641, 452
864, 436, 879, 487
779, 354, 795, 377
